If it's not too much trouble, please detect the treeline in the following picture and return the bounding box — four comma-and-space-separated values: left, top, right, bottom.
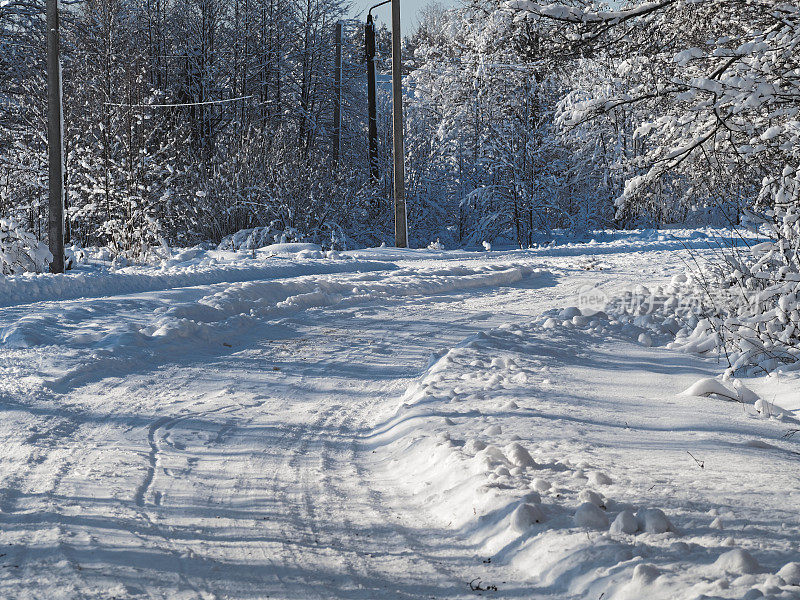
1, 0, 394, 254
1, 0, 798, 255
404, 0, 798, 244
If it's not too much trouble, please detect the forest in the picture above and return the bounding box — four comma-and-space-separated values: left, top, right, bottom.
0, 0, 798, 254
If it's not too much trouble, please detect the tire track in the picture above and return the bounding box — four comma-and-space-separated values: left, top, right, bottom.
128, 401, 248, 598
276, 390, 470, 599
135, 416, 173, 507
271, 402, 344, 599
135, 405, 238, 507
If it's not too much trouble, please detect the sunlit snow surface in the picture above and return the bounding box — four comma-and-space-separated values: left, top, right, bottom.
0, 228, 798, 599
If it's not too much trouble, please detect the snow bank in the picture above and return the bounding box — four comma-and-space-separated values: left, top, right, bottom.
345, 227, 755, 263
0, 252, 393, 308
1, 261, 549, 390
568, 216, 800, 377
532, 297, 800, 421
371, 317, 800, 599
260, 242, 323, 255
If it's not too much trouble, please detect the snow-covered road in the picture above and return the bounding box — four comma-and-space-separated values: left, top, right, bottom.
1, 233, 798, 599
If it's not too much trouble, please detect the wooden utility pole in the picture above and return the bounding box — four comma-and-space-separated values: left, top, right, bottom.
390, 0, 407, 248
364, 13, 379, 183
47, 0, 65, 273
332, 21, 342, 169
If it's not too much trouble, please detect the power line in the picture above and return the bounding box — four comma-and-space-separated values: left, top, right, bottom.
0, 39, 290, 58
104, 94, 253, 108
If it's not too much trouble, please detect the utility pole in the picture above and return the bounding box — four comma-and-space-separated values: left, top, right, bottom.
332, 21, 342, 169
390, 0, 407, 248
46, 0, 65, 273
364, 13, 380, 183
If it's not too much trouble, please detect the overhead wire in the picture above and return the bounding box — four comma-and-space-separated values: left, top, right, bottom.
104, 94, 253, 108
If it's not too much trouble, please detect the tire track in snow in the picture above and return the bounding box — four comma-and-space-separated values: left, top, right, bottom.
271, 402, 346, 599
135, 405, 237, 507
325, 397, 470, 595
295, 406, 375, 593
277, 389, 467, 599
135, 416, 173, 507
223, 413, 300, 596
269, 394, 403, 598
130, 397, 246, 599
0, 396, 92, 593
349, 405, 467, 584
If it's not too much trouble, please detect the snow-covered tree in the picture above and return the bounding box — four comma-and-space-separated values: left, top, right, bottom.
509, 0, 800, 223
405, 2, 614, 246
506, 0, 800, 369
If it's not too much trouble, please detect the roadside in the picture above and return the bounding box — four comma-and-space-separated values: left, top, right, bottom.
0, 228, 796, 599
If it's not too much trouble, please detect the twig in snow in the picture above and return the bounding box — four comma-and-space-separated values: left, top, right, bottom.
687, 451, 705, 469
469, 578, 498, 592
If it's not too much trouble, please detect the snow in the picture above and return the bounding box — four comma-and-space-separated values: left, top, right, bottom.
0, 227, 798, 598
574, 502, 609, 529
777, 562, 800, 585
503, 0, 669, 24
0, 248, 397, 308
371, 310, 800, 597
714, 548, 761, 575
0, 219, 52, 275
610, 510, 639, 534
261, 242, 324, 254
680, 377, 746, 401
511, 502, 546, 531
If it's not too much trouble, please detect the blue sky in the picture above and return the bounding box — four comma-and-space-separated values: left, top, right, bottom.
349, 0, 459, 34
349, 0, 624, 32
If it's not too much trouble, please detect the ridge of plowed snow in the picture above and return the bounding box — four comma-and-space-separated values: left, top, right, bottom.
372, 318, 800, 599
0, 254, 396, 308
1, 262, 549, 391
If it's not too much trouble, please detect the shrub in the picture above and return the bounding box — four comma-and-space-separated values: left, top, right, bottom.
0, 219, 53, 275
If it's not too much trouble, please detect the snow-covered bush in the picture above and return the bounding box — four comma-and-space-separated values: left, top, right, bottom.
427, 238, 445, 250
218, 220, 351, 252
601, 208, 800, 374
217, 223, 303, 252
0, 219, 53, 275
674, 207, 800, 374
64, 244, 88, 269
99, 211, 170, 264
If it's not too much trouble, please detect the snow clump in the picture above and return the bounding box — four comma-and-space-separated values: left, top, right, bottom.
713, 548, 761, 575
574, 502, 609, 529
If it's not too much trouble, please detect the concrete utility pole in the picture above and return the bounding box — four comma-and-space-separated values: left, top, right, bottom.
390, 0, 407, 248
364, 12, 380, 183
332, 21, 342, 169
47, 0, 65, 273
